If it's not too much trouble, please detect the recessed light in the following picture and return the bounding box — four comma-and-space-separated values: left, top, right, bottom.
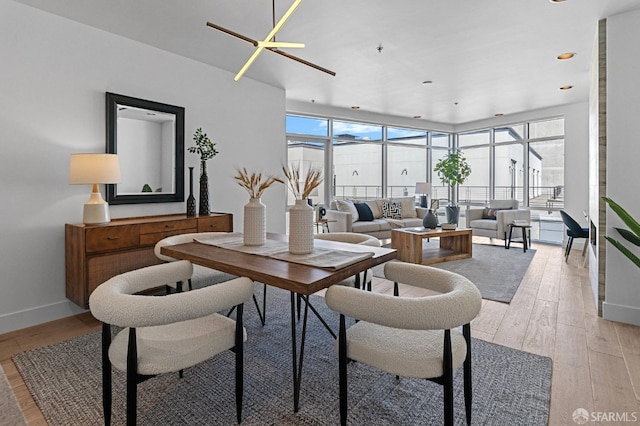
557, 52, 576, 60
550, 0, 566, 3
413, 115, 422, 119
560, 85, 574, 90
422, 80, 433, 85
494, 113, 504, 117
351, 106, 360, 110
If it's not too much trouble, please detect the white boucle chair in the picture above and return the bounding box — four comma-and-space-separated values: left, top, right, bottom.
325, 262, 482, 426
89, 260, 254, 425
314, 232, 381, 291
154, 232, 267, 325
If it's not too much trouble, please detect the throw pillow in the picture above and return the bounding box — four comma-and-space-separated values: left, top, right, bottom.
354, 202, 374, 221
482, 207, 512, 220
391, 197, 418, 218
335, 200, 359, 223
382, 201, 402, 220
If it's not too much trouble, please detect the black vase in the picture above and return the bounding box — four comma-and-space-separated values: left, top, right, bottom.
186, 167, 196, 216
199, 160, 210, 216
423, 209, 438, 229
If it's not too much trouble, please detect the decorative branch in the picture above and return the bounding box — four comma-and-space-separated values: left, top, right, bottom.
282, 163, 323, 200
234, 168, 283, 199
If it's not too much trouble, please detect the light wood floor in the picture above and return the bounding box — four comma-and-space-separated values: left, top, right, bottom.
2, 240, 639, 425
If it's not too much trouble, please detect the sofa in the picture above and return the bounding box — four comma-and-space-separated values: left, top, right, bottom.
325, 198, 428, 239
465, 200, 530, 244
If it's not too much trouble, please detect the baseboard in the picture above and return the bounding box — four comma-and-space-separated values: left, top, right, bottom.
602, 301, 640, 326
0, 300, 86, 335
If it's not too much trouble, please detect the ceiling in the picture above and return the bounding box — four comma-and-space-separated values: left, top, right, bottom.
14, 0, 640, 124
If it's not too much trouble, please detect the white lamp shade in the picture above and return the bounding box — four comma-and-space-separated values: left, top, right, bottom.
69, 153, 121, 184
414, 182, 431, 195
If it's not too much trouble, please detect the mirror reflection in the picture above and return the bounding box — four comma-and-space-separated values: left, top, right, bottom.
106, 93, 184, 204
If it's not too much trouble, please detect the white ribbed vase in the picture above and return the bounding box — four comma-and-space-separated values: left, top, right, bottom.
289, 199, 314, 254
243, 197, 266, 246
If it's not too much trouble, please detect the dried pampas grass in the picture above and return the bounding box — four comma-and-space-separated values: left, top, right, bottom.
234, 168, 283, 199
282, 163, 323, 200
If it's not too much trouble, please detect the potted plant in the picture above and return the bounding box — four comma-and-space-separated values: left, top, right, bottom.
433, 151, 472, 224
188, 128, 219, 215
603, 197, 640, 268
282, 163, 323, 254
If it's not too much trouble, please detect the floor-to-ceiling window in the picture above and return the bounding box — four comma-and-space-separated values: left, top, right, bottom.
285, 113, 565, 243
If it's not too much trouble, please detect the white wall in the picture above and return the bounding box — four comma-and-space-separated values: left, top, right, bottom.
0, 1, 286, 334
602, 9, 640, 325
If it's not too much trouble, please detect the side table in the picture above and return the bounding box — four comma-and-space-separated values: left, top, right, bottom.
314, 218, 336, 233
507, 222, 532, 252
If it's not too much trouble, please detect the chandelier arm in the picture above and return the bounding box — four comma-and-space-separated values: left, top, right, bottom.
266, 48, 336, 76
206, 22, 259, 46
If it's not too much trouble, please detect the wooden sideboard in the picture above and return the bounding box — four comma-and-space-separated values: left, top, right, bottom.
65, 213, 233, 308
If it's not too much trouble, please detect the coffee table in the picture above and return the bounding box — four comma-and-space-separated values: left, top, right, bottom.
391, 227, 473, 265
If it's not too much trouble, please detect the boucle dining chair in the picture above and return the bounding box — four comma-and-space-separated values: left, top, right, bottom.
314, 232, 381, 291
89, 260, 254, 425
325, 262, 482, 426
154, 232, 267, 325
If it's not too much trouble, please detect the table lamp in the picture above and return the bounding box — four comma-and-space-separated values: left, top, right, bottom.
69, 153, 121, 224
414, 182, 431, 208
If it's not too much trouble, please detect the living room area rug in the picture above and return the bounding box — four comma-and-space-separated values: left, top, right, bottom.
375, 241, 536, 303
13, 286, 551, 425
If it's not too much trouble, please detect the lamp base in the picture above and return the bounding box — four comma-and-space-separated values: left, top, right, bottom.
420, 195, 428, 208
83, 191, 111, 224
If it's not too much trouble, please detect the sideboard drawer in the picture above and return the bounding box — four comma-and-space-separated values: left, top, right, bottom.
198, 214, 233, 232
85, 225, 140, 253
139, 227, 198, 246
140, 219, 197, 235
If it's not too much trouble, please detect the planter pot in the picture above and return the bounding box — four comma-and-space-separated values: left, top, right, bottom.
445, 205, 460, 225
289, 199, 314, 254
243, 198, 266, 246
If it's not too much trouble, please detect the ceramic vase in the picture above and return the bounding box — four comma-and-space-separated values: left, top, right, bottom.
186, 167, 196, 216
244, 197, 266, 246
423, 209, 438, 229
199, 160, 210, 215
289, 199, 314, 254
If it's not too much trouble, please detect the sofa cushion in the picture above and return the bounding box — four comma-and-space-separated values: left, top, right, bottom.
469, 219, 498, 231
391, 197, 418, 218
354, 202, 374, 221
402, 218, 424, 228
382, 201, 402, 219
336, 200, 359, 223
482, 207, 512, 220
364, 200, 382, 219
352, 220, 384, 233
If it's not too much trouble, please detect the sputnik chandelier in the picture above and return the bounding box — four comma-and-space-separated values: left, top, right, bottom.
206, 0, 335, 81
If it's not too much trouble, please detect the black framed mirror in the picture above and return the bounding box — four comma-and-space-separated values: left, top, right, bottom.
105, 92, 184, 204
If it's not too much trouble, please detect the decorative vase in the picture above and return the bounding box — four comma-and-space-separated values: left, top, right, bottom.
289, 199, 314, 254
423, 209, 438, 229
186, 166, 196, 216
199, 160, 210, 215
446, 205, 460, 225
244, 198, 266, 246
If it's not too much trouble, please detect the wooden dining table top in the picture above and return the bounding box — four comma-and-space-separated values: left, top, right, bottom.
160, 233, 396, 295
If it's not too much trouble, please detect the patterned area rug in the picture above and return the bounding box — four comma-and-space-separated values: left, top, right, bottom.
375, 241, 536, 303
0, 364, 27, 426
14, 286, 551, 425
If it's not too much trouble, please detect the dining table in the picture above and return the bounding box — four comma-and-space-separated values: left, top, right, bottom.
160, 232, 396, 412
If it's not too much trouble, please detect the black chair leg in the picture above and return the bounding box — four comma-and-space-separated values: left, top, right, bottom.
126, 328, 138, 426
463, 324, 472, 425
101, 323, 112, 426
235, 304, 244, 424
565, 236, 574, 261
338, 314, 348, 426
443, 329, 454, 426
